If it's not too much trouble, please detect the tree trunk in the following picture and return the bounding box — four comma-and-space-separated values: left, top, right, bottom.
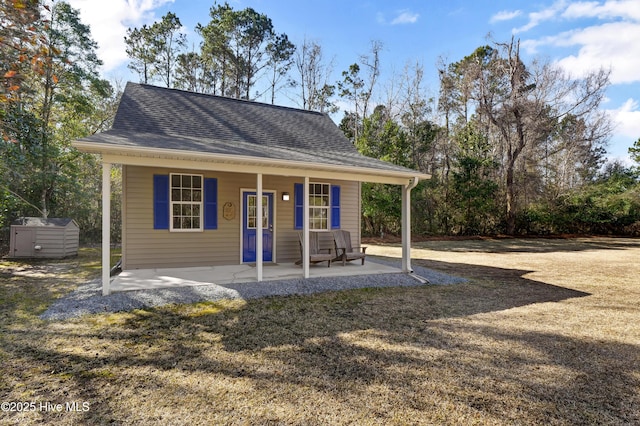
505, 163, 516, 234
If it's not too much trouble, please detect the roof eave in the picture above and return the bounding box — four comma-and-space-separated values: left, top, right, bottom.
73, 140, 431, 185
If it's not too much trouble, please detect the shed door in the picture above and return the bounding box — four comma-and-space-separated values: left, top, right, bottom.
14, 229, 35, 257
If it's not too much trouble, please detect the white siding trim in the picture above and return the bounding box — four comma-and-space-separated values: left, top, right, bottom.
96, 151, 421, 185
102, 162, 111, 296
256, 174, 263, 282
303, 176, 310, 279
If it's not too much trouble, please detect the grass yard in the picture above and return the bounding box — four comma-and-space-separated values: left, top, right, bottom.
1, 238, 639, 425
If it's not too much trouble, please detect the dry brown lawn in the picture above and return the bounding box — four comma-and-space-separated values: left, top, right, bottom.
1, 238, 639, 425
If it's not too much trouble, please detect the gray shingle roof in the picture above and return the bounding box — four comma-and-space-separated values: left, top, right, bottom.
79, 83, 423, 175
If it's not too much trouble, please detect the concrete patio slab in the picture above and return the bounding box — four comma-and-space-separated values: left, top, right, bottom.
110, 261, 401, 292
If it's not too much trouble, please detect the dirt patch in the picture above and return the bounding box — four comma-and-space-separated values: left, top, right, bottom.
2, 263, 78, 278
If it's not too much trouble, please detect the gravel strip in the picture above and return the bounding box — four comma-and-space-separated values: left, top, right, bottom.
40, 258, 466, 321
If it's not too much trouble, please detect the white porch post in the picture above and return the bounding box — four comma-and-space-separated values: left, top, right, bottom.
303, 176, 310, 278
102, 162, 111, 295
401, 177, 419, 273
256, 173, 263, 282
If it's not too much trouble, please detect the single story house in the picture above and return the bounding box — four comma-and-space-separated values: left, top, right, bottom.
74, 83, 430, 295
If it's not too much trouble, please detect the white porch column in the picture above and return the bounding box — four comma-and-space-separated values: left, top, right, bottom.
102, 162, 111, 295
401, 177, 419, 273
256, 173, 263, 282
303, 176, 310, 278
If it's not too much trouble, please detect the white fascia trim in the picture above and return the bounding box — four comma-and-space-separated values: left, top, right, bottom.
73, 141, 431, 185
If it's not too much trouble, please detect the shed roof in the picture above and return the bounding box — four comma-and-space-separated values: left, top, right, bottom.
11, 217, 77, 227
75, 83, 429, 182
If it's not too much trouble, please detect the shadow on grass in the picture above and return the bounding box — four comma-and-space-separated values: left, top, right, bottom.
379, 236, 640, 254
4, 257, 639, 424
215, 260, 590, 352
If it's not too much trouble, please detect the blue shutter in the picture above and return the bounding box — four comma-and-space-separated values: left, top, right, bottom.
204, 178, 218, 229
153, 175, 169, 230
331, 185, 341, 229
294, 183, 303, 229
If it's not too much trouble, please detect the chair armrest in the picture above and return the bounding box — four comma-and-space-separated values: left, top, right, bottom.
353, 246, 367, 253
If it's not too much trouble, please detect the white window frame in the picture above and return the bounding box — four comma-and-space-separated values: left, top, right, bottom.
169, 173, 204, 232
309, 182, 330, 231
246, 194, 270, 229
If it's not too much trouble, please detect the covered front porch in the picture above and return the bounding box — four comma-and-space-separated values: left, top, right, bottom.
97, 157, 424, 295
110, 259, 404, 292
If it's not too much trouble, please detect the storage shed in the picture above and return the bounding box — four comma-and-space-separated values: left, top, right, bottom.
9, 217, 79, 259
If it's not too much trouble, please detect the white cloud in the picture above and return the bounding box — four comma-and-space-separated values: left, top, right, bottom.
391, 10, 419, 25
514, 0, 568, 33
67, 0, 175, 74
562, 0, 640, 20
515, 0, 640, 157
607, 98, 640, 140
490, 10, 522, 24
525, 22, 640, 84
518, 0, 640, 86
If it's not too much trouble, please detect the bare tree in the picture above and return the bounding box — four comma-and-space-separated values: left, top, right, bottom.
293, 38, 336, 113
395, 61, 437, 173
481, 38, 611, 233
337, 41, 383, 142
359, 40, 382, 120
441, 37, 611, 234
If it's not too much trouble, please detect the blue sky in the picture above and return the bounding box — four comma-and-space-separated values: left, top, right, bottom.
66, 0, 640, 162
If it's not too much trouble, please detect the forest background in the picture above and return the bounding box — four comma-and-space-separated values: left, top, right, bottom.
2, 0, 640, 252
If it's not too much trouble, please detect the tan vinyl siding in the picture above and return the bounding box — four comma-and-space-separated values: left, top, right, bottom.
122, 165, 361, 270
35, 228, 68, 258
123, 166, 239, 269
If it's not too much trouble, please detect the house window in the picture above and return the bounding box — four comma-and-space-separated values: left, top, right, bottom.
294, 182, 340, 231
246, 195, 269, 229
309, 183, 330, 230
170, 173, 203, 231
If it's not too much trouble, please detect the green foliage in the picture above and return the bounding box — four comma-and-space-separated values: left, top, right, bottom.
0, 1, 117, 249
196, 2, 290, 100
519, 163, 640, 235
630, 138, 640, 169
451, 122, 499, 234
361, 183, 401, 236
125, 12, 187, 87
354, 103, 448, 236
264, 33, 295, 104
338, 64, 364, 103
356, 106, 415, 235
0, 0, 42, 104
125, 24, 156, 84
152, 12, 187, 87
411, 178, 452, 235
357, 106, 412, 167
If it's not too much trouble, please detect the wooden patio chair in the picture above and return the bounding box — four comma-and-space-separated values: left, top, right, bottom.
332, 229, 366, 266
296, 231, 333, 267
